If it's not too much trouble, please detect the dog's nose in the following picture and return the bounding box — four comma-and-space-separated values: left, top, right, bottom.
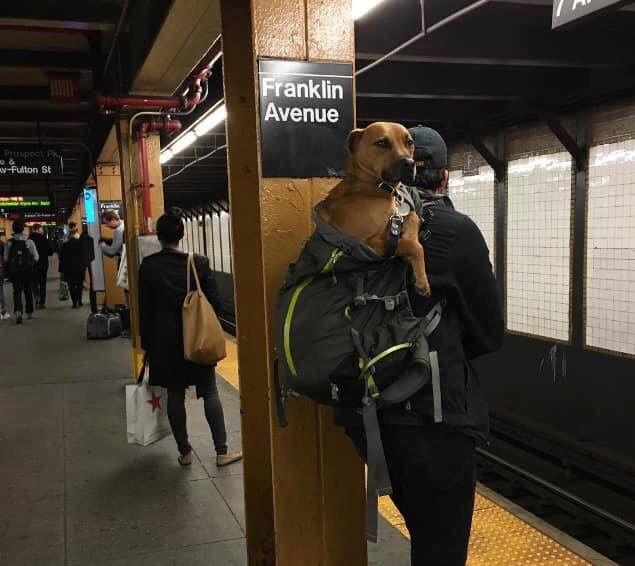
400, 158, 415, 182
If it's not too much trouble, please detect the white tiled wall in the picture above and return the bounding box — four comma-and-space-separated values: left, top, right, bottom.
448, 166, 496, 266
212, 213, 222, 271
586, 139, 635, 356
506, 152, 572, 341
194, 218, 201, 254
220, 211, 232, 273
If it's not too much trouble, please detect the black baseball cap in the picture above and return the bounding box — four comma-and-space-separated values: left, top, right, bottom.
409, 126, 448, 170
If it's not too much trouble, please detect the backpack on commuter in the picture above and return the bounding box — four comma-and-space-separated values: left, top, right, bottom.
6, 239, 34, 280
275, 194, 443, 542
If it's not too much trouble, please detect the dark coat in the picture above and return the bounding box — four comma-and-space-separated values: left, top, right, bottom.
59, 238, 85, 283
138, 249, 222, 389
384, 191, 504, 443
29, 232, 53, 268
335, 191, 504, 444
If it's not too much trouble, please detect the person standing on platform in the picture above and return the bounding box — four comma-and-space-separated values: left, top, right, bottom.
29, 223, 53, 309
0, 236, 9, 320
4, 220, 39, 324
342, 127, 504, 566
99, 209, 124, 260
79, 226, 98, 313
138, 208, 242, 468
59, 225, 85, 308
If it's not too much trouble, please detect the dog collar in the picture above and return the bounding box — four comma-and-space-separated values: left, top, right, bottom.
378, 181, 398, 196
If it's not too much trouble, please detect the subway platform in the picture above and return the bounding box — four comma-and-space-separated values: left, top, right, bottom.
0, 279, 615, 565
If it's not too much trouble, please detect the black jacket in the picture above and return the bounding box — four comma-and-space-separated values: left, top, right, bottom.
29, 232, 53, 268
59, 238, 85, 283
138, 249, 221, 389
381, 191, 504, 443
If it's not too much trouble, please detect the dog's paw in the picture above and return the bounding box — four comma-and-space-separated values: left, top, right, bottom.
414, 285, 431, 298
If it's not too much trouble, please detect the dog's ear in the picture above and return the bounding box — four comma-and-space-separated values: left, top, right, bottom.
347, 129, 364, 155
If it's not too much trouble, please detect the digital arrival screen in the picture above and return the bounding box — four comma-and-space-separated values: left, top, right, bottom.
0, 196, 52, 213
258, 60, 354, 178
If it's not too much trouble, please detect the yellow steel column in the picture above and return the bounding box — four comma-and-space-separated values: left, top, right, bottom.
221, 1, 365, 565
116, 119, 144, 377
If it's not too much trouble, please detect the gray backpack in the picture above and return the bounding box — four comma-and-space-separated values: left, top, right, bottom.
275, 197, 442, 541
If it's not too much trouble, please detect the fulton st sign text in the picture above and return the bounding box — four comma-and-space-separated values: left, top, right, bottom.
0, 146, 63, 177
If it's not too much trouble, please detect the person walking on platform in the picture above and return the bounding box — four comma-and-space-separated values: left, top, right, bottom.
343, 127, 504, 566
4, 220, 39, 324
59, 225, 85, 308
138, 208, 242, 468
29, 223, 53, 309
0, 237, 9, 320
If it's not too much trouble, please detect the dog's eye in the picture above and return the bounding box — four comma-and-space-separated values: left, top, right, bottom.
375, 139, 390, 148
407, 139, 414, 146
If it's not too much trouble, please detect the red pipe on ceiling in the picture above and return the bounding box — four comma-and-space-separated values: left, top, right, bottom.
134, 117, 181, 234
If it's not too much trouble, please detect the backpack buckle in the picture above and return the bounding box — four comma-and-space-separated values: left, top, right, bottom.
384, 297, 395, 311
330, 383, 340, 401
389, 215, 403, 237
353, 295, 367, 307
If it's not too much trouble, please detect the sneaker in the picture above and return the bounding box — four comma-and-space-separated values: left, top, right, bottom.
216, 451, 243, 467
15, 312, 22, 325
178, 451, 193, 466
0, 312, 9, 320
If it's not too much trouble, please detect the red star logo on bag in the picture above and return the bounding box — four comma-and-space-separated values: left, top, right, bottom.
147, 392, 162, 412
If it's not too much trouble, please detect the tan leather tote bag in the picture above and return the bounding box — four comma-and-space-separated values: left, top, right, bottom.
182, 252, 226, 365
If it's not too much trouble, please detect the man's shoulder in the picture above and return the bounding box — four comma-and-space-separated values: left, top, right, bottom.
428, 201, 471, 232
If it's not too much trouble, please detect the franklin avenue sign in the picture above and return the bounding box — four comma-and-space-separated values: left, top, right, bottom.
258, 60, 354, 178
552, 0, 628, 28
0, 146, 63, 177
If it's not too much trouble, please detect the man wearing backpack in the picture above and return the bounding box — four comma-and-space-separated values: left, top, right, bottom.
4, 220, 39, 324
344, 127, 504, 565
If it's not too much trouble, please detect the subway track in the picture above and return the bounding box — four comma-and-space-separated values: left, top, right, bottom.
477, 429, 635, 565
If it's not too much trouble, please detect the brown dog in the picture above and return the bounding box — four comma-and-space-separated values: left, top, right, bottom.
316, 122, 431, 296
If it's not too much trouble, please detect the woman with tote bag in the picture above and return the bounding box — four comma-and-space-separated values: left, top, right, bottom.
138, 208, 242, 467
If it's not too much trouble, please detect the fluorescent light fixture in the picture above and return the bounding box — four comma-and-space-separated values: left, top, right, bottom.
159, 149, 173, 164
160, 98, 226, 165
171, 131, 197, 156
353, 0, 385, 19
194, 104, 227, 137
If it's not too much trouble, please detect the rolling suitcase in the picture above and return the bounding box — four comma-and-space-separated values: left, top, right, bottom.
87, 311, 122, 339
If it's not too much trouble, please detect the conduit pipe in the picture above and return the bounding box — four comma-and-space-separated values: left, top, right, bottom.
355, 0, 492, 76
134, 117, 181, 234
96, 40, 221, 233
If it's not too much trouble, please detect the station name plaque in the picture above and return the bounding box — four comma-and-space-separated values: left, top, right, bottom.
552, 0, 627, 28
258, 60, 354, 178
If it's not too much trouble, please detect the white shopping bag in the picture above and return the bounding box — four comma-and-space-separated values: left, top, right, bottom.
116, 244, 128, 290
126, 366, 171, 446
